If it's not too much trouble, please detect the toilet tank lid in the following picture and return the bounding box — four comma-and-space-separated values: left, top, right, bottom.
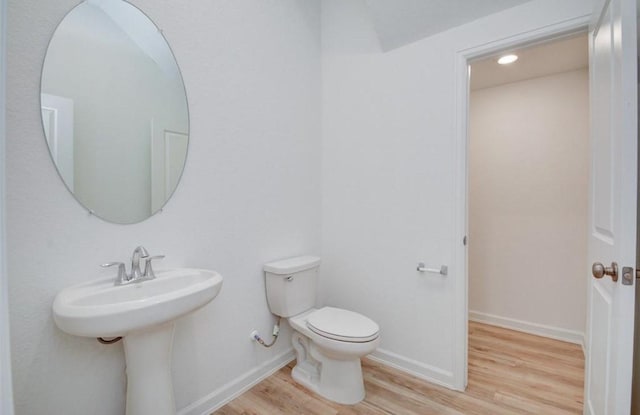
263, 256, 320, 275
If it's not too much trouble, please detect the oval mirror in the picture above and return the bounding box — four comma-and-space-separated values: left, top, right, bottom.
40, 0, 189, 224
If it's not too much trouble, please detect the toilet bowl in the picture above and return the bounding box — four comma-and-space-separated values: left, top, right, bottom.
288, 307, 379, 404
263, 256, 380, 404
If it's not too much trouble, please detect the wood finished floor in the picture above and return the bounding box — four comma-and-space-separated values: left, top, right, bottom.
213, 322, 584, 414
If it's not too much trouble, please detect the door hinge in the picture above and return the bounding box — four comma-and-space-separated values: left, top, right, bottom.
463, 236, 467, 246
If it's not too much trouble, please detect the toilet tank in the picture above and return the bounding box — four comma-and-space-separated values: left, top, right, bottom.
264, 256, 320, 318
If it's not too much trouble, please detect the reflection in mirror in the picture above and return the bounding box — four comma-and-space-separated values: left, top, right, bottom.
41, 0, 189, 224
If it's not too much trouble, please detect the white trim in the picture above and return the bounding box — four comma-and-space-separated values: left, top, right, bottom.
469, 310, 586, 346
369, 348, 455, 389
453, 13, 592, 393
176, 349, 294, 415
452, 45, 470, 393
0, 0, 14, 411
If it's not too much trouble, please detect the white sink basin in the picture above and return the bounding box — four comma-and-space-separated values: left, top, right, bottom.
53, 268, 222, 338
53, 268, 223, 415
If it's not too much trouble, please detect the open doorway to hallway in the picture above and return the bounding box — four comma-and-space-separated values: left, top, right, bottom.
467, 33, 589, 413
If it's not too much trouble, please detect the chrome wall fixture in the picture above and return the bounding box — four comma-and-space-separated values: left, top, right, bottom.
417, 262, 448, 276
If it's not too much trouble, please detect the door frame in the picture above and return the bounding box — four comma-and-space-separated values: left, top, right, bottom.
451, 14, 592, 390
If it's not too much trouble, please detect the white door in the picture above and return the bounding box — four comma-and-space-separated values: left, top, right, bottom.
164, 131, 188, 197
584, 0, 637, 413
41, 93, 74, 191
149, 125, 188, 214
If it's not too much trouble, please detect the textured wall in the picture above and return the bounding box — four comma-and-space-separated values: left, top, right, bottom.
6, 1, 320, 413
469, 69, 589, 338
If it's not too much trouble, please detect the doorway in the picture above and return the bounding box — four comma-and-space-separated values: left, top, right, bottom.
464, 33, 589, 411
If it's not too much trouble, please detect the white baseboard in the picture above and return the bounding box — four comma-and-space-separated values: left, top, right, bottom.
469, 310, 585, 346
369, 348, 454, 389
177, 349, 295, 415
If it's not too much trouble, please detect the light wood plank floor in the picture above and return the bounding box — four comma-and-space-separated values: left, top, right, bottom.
213, 322, 584, 414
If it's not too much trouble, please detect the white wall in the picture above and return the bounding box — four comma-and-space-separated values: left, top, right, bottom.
468, 69, 589, 342
7, 1, 320, 414
321, 0, 594, 387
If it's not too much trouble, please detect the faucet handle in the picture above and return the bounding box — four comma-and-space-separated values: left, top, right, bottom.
143, 255, 165, 279
101, 262, 128, 284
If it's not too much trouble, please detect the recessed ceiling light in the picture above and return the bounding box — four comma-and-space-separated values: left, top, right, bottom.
498, 54, 518, 65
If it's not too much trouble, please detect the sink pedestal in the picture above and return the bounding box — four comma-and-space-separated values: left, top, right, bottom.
52, 268, 223, 415
123, 321, 176, 415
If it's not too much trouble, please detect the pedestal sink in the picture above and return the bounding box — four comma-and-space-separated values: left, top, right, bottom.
53, 268, 223, 415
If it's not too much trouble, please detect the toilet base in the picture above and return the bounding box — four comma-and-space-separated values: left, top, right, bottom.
291, 332, 366, 405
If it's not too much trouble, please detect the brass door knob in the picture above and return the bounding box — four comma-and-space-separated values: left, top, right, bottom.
592, 262, 618, 282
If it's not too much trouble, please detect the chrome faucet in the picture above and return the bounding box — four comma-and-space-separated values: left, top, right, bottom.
130, 246, 150, 280
102, 246, 164, 286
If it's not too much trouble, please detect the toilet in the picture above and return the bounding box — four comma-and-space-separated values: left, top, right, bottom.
264, 256, 380, 405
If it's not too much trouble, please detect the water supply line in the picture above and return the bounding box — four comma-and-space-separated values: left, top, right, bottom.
251, 316, 281, 348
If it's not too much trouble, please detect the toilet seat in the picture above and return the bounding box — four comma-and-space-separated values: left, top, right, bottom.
306, 307, 379, 343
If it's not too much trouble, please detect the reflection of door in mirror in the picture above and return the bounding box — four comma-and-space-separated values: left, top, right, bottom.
165, 131, 188, 197
150, 121, 188, 214
41, 93, 74, 191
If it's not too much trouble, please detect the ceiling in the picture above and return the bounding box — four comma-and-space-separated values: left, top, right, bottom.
470, 33, 589, 90
363, 0, 535, 51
